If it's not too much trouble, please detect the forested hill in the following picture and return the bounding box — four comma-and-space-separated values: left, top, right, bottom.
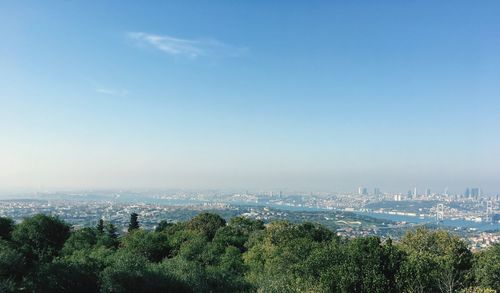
0, 213, 498, 293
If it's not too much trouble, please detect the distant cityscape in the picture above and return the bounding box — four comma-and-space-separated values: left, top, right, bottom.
1, 186, 499, 251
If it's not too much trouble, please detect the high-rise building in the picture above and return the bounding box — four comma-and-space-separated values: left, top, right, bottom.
426, 188, 431, 197
374, 188, 381, 196
358, 187, 368, 196
471, 188, 481, 200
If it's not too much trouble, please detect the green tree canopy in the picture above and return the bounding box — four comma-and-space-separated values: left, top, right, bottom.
62, 227, 98, 255
121, 230, 170, 262
0, 217, 14, 240
97, 218, 104, 234
11, 214, 70, 264
399, 227, 473, 293
128, 212, 140, 232
0, 240, 26, 291
473, 244, 500, 291
97, 222, 119, 248
101, 251, 190, 293
187, 212, 226, 241
0, 213, 493, 293
155, 220, 173, 232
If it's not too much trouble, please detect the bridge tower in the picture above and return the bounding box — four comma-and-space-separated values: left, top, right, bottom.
436, 203, 444, 222
486, 201, 493, 223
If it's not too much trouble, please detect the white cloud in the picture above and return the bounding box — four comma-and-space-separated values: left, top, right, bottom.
96, 87, 129, 96
128, 32, 247, 59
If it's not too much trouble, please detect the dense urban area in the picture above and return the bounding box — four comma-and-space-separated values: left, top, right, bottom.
1, 187, 499, 251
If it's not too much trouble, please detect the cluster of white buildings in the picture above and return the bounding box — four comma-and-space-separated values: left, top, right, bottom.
468, 232, 500, 251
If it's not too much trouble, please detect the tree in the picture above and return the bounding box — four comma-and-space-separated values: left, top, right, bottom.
0, 240, 26, 292
177, 232, 209, 262
97, 223, 119, 248
398, 227, 473, 293
155, 220, 173, 232
97, 219, 104, 234
244, 221, 336, 292
187, 213, 226, 241
212, 217, 265, 252
30, 260, 100, 293
473, 244, 500, 291
0, 212, 487, 292
166, 227, 206, 260
382, 238, 407, 292
100, 252, 151, 292
48, 245, 116, 292
106, 223, 118, 239
300, 238, 345, 292
0, 217, 14, 240
11, 214, 70, 264
297, 221, 336, 242
336, 236, 402, 293
100, 251, 190, 293
460, 287, 497, 293
128, 213, 140, 232
205, 246, 251, 292
61, 227, 98, 255
159, 256, 206, 292
121, 230, 170, 262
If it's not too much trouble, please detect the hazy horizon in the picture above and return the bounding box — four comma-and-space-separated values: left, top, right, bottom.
1, 1, 499, 193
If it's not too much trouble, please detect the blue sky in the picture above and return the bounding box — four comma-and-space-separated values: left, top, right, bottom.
1, 1, 499, 193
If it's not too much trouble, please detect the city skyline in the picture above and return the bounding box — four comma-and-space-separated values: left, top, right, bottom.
1, 1, 500, 192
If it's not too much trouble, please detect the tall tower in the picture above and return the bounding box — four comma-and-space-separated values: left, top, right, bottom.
486, 201, 493, 223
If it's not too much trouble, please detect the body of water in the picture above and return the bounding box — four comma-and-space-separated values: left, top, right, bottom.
353, 211, 499, 231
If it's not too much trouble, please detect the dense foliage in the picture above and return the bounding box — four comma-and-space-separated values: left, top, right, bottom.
0, 213, 497, 293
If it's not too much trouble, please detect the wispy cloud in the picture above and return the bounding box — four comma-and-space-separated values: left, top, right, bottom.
128, 32, 247, 59
96, 87, 129, 97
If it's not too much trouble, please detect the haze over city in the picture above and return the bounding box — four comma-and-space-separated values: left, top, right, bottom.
1, 1, 499, 194
1, 3, 500, 292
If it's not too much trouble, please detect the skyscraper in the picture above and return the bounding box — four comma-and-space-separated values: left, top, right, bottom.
471, 188, 481, 200
358, 187, 368, 196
